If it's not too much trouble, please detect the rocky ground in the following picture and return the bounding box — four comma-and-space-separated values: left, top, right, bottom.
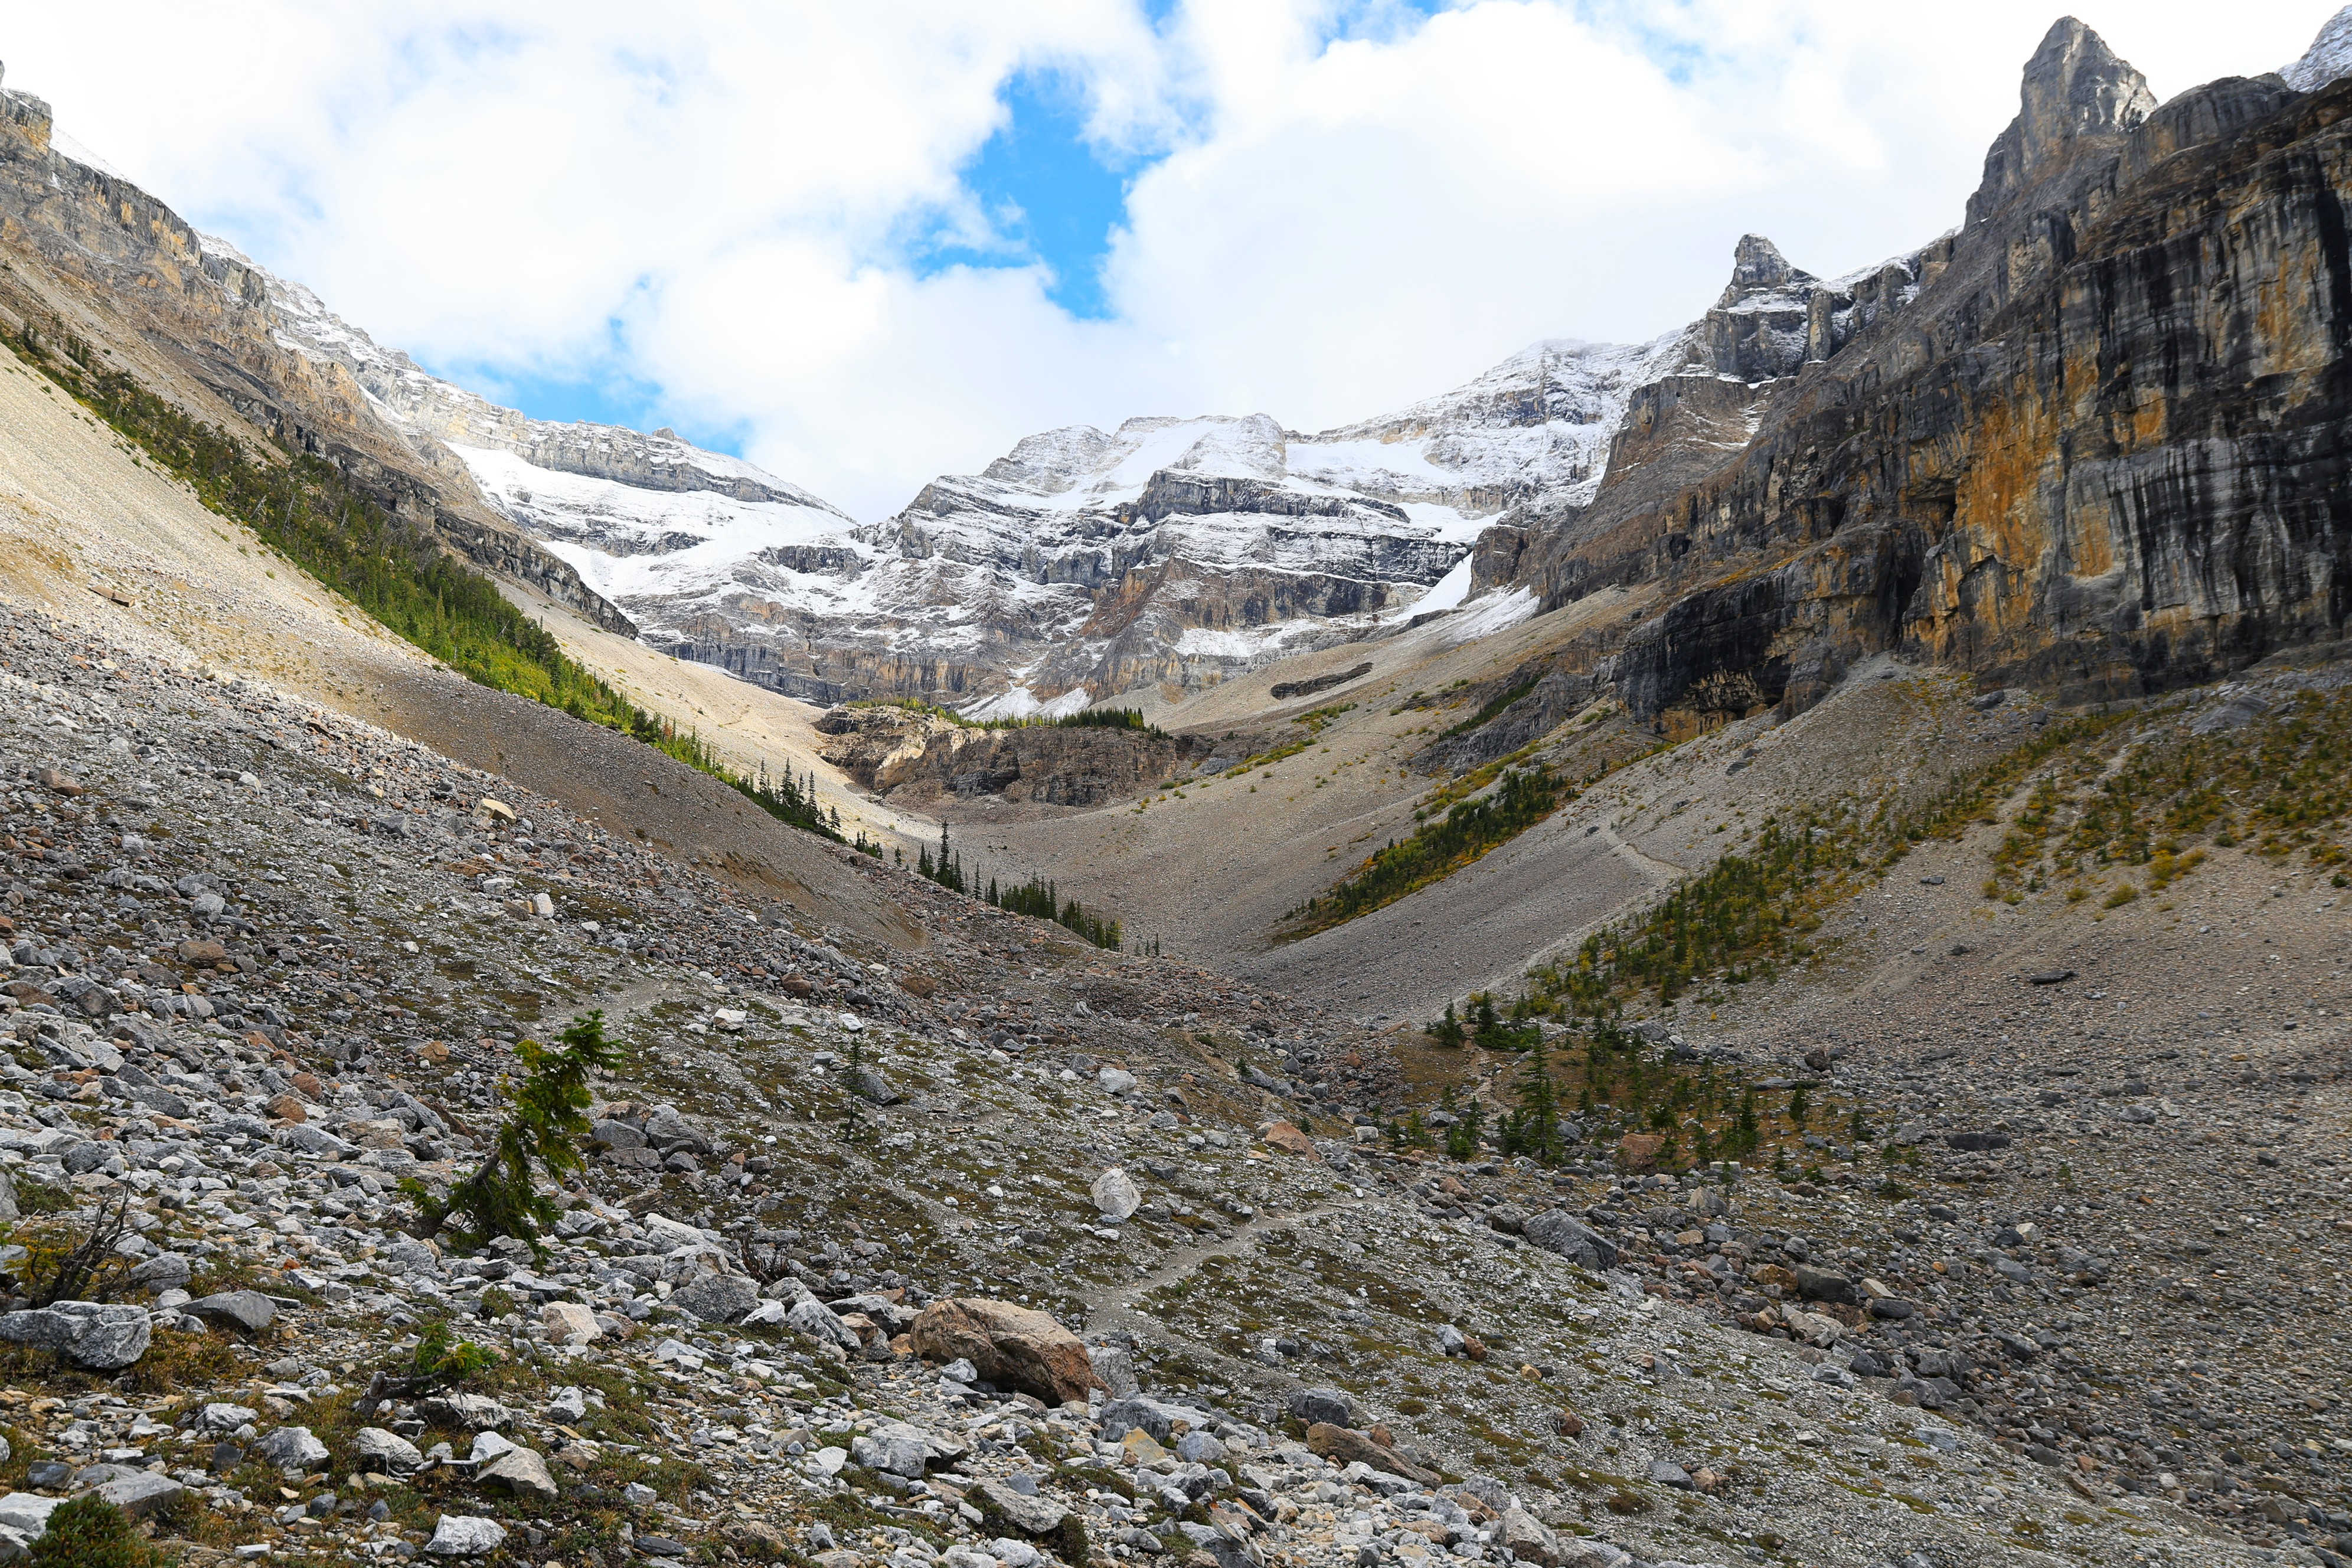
0, 593, 2338, 1568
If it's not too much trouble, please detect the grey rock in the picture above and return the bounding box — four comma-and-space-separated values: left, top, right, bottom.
851, 1423, 932, 1479
280, 1124, 356, 1157
786, 1297, 863, 1353
1522, 1210, 1621, 1271
126, 1252, 192, 1292
1793, 1265, 1854, 1304
0, 1301, 151, 1369
590, 1119, 646, 1151
1497, 1508, 1564, 1567
420, 1394, 511, 1431
1174, 1430, 1226, 1465
1286, 1387, 1361, 1428
425, 1515, 508, 1557
476, 1446, 558, 1500
1091, 1168, 1141, 1222
194, 1403, 261, 1435
979, 1478, 1068, 1536
93, 1472, 184, 1518
1090, 1344, 1139, 1399
671, 1272, 760, 1324
1555, 1544, 1631, 1568
0, 1497, 58, 1540
187, 1291, 276, 1333
351, 1427, 424, 1475
252, 1426, 330, 1472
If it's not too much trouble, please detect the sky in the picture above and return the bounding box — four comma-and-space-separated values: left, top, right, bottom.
4, 1, 2345, 519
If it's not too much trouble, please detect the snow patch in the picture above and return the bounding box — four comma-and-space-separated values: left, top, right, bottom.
1442, 586, 1540, 645
2285, 6, 2352, 91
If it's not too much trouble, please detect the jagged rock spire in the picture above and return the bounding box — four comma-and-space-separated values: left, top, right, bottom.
1967, 18, 2155, 226
2016, 17, 2156, 167
1721, 234, 1813, 296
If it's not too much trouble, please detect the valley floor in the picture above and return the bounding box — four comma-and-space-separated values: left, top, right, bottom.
2, 589, 2345, 1568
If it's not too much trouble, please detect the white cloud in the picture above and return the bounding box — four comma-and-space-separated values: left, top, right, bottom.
3, 0, 2341, 517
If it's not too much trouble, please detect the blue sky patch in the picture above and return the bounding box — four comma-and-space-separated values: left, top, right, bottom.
918, 68, 1132, 321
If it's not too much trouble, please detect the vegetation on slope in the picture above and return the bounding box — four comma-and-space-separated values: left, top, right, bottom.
1983, 684, 2352, 902
852, 695, 1162, 736
912, 826, 1123, 949
1285, 764, 1572, 936
1528, 708, 2132, 1018
2, 325, 848, 845
1407, 682, 2352, 1176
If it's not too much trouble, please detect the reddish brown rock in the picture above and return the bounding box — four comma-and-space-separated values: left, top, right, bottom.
1616, 1133, 1664, 1171
909, 1299, 1102, 1405
1304, 1423, 1441, 1485
1258, 1121, 1318, 1157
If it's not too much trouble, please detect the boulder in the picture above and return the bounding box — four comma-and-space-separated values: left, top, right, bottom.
125, 1253, 193, 1293
1258, 1121, 1318, 1158
0, 1497, 58, 1539
540, 1302, 601, 1344
350, 1427, 424, 1475
1090, 1344, 1139, 1399
850, 1423, 932, 1479
0, 1301, 151, 1369
1286, 1387, 1362, 1428
1498, 1508, 1565, 1567
977, 1479, 1068, 1536
193, 1403, 259, 1435
787, 1298, 863, 1354
476, 1446, 558, 1501
1090, 1168, 1140, 1222
1793, 1265, 1855, 1304
1522, 1211, 1619, 1271
419, 1394, 511, 1431
672, 1272, 760, 1324
909, 1299, 1103, 1404
252, 1426, 330, 1472
187, 1291, 276, 1334
426, 1516, 508, 1557
94, 1472, 184, 1518
1305, 1424, 1440, 1485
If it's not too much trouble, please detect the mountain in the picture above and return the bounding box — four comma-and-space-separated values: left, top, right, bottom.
12, 22, 2352, 1568
1465, 13, 2352, 732
0, 71, 632, 638
153, 216, 1681, 714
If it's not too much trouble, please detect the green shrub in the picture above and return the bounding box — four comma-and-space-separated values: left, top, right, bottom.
28, 1497, 154, 1568
404, 1012, 620, 1258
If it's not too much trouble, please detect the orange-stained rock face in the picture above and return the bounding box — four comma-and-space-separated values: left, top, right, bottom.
1491, 51, 2352, 724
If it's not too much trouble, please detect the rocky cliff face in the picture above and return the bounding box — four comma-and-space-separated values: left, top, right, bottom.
0, 73, 631, 634
812, 705, 1199, 808
1475, 17, 2352, 733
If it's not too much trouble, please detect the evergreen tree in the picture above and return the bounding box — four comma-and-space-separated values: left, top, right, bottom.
404, 1012, 620, 1260
1733, 1087, 1761, 1157
1426, 1003, 1466, 1047
1498, 1033, 1560, 1163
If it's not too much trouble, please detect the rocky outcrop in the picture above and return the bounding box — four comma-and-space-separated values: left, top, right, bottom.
0, 85, 633, 635
1481, 21, 2352, 729
812, 705, 1200, 807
